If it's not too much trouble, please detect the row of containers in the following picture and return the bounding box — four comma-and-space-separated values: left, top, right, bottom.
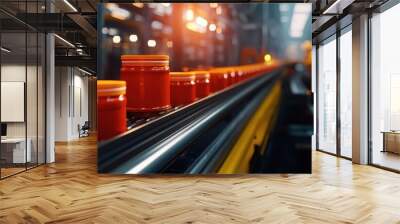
98, 55, 278, 141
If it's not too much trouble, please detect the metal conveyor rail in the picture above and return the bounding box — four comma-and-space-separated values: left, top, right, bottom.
98, 66, 283, 174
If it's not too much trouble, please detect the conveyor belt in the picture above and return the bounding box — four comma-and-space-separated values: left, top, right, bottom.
98, 66, 284, 174
217, 81, 281, 174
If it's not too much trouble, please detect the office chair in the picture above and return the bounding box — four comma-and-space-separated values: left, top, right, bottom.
79, 121, 90, 138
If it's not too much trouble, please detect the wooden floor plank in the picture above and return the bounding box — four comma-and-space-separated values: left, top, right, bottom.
1, 135, 400, 223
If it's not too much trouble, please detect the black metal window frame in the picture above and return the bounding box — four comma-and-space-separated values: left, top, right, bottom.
0, 0, 48, 180
314, 20, 353, 161
367, 0, 400, 173
315, 0, 400, 173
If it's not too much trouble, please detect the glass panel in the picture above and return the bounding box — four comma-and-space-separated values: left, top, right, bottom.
0, 0, 46, 178
27, 30, 38, 169
1, 30, 28, 177
371, 4, 400, 171
339, 29, 352, 158
317, 37, 337, 154
38, 32, 45, 165
26, 0, 41, 169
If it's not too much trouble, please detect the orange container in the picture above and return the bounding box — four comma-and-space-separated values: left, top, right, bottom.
194, 71, 210, 98
120, 55, 170, 112
170, 72, 196, 106
97, 80, 127, 141
209, 68, 228, 93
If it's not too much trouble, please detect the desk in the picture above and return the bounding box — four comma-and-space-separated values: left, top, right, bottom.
1, 138, 31, 163
382, 131, 400, 154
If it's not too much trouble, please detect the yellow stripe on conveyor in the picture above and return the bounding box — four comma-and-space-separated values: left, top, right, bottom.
218, 81, 282, 174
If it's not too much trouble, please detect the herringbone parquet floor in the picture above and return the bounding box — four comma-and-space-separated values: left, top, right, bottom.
1, 135, 400, 223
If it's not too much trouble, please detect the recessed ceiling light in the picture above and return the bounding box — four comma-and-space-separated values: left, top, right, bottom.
54, 34, 75, 48
1, 47, 11, 53
63, 0, 78, 12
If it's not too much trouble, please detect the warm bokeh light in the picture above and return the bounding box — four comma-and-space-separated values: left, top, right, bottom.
195, 16, 208, 27
264, 54, 272, 63
112, 35, 121, 44
186, 22, 196, 32
302, 40, 312, 50
186, 22, 206, 33
184, 9, 194, 21
132, 3, 144, 8
216, 7, 222, 15
209, 23, 217, 32
107, 3, 130, 20
151, 21, 163, 30
147, 39, 156, 47
167, 41, 173, 48
129, 34, 138, 42
209, 3, 218, 8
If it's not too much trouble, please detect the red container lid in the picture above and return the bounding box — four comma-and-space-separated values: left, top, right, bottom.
121, 54, 169, 66
97, 80, 126, 97
170, 72, 196, 82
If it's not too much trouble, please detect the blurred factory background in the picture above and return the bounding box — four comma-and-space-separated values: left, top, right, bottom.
97, 3, 313, 174
98, 3, 311, 80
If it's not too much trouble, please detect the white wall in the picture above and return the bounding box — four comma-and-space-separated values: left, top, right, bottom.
1, 64, 45, 164
1, 65, 42, 137
55, 66, 70, 141
54, 67, 89, 141
1, 65, 26, 139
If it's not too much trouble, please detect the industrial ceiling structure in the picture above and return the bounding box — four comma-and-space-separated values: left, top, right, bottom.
309, 0, 389, 43
0, 0, 98, 74
3, 0, 379, 74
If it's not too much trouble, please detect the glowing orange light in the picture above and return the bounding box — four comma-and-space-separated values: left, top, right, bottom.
209, 23, 217, 32
132, 3, 144, 8
147, 39, 156, 47
195, 16, 208, 27
264, 54, 272, 64
167, 41, 173, 48
216, 7, 222, 15
184, 9, 194, 21
209, 3, 218, 8
186, 22, 196, 31
186, 22, 206, 33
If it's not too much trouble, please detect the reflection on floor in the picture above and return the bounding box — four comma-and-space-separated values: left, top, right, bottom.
0, 167, 25, 178
0, 135, 400, 223
373, 150, 400, 171
0, 163, 43, 179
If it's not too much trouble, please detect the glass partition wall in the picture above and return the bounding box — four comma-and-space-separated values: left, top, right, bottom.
339, 27, 352, 159
370, 3, 400, 171
317, 35, 337, 155
0, 1, 46, 179
316, 26, 352, 159
315, 0, 400, 172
